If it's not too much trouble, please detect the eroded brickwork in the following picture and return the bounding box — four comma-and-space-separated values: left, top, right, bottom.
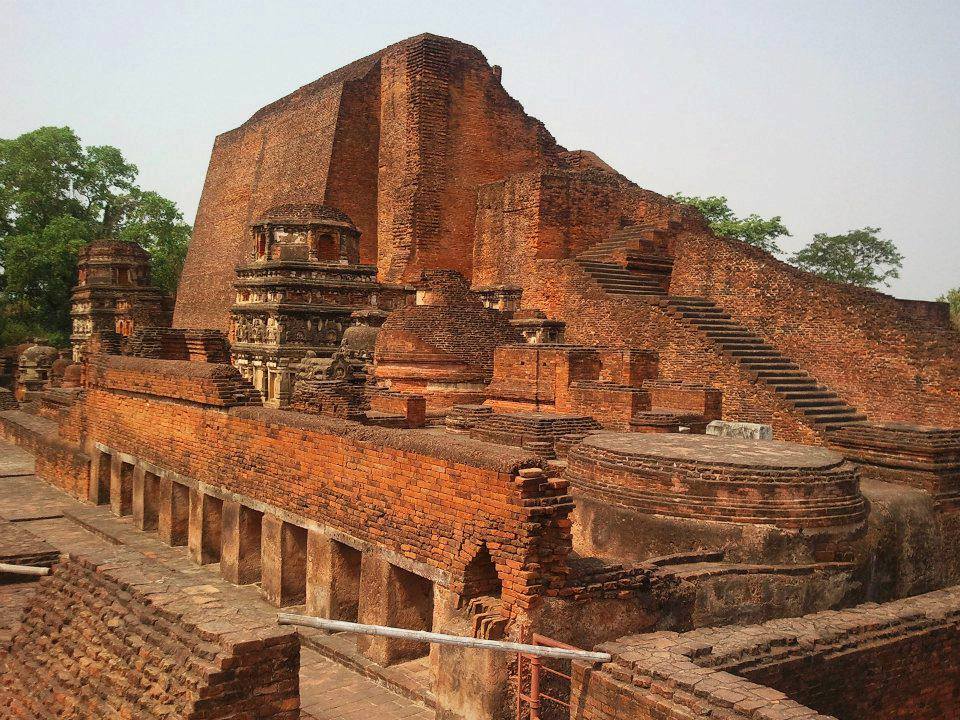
0, 554, 300, 719
76, 356, 572, 611
571, 585, 960, 720
178, 34, 564, 330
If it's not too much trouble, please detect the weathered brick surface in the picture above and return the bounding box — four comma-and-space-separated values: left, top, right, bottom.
571, 584, 960, 720
0, 554, 300, 719
474, 169, 960, 442
77, 356, 572, 610
565, 432, 866, 530
0, 520, 59, 569
177, 33, 563, 331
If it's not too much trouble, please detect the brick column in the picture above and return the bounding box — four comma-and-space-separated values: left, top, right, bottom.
189, 491, 223, 565
306, 531, 361, 620
261, 515, 307, 607
110, 458, 134, 516
221, 500, 263, 585
89, 450, 111, 505
132, 468, 160, 531
357, 552, 434, 666
158, 478, 189, 546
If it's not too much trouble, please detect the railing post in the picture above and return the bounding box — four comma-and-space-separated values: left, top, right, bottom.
529, 656, 541, 720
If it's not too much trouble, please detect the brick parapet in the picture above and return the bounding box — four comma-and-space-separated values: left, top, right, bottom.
87, 354, 261, 407
828, 421, 960, 504
669, 233, 960, 428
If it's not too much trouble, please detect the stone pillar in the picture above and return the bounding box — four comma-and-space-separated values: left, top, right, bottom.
306, 532, 362, 620
158, 478, 190, 546
111, 458, 134, 516
132, 468, 160, 531
189, 491, 223, 565
261, 516, 307, 607
89, 450, 111, 505
432, 586, 512, 720
357, 553, 434, 666
221, 500, 263, 585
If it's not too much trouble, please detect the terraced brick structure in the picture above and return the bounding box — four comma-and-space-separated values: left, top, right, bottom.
1, 30, 959, 720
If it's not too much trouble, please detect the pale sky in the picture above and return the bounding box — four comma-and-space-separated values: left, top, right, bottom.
2, 0, 958, 300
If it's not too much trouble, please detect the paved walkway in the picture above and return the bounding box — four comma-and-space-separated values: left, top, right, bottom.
0, 440, 434, 720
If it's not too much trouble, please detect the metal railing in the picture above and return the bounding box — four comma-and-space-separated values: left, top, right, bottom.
517, 634, 582, 720
277, 614, 610, 663
0, 563, 50, 577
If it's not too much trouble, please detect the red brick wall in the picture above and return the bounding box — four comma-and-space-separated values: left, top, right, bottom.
571, 585, 960, 720
78, 359, 572, 610
670, 234, 960, 426
0, 555, 300, 719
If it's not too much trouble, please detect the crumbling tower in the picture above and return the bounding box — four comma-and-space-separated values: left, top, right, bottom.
70, 239, 173, 360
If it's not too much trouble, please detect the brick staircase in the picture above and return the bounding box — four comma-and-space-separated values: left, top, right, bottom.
576, 233, 868, 434
662, 296, 867, 431
577, 259, 668, 297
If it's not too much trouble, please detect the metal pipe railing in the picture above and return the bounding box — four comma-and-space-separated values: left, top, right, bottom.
0, 563, 50, 577
277, 614, 611, 663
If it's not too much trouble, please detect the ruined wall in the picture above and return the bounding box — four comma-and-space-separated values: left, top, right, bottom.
570, 584, 960, 720
0, 554, 300, 719
475, 169, 960, 437
473, 170, 690, 288
75, 357, 571, 610
670, 233, 960, 426
177, 33, 563, 330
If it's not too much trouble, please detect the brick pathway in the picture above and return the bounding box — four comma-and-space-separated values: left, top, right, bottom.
0, 440, 434, 720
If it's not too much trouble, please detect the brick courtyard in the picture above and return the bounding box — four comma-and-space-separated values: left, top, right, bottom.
0, 440, 433, 720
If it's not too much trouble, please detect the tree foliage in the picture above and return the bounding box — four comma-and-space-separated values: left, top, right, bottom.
938, 287, 960, 328
789, 227, 903, 289
0, 126, 191, 345
670, 193, 791, 255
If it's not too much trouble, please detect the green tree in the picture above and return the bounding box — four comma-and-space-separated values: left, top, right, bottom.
0, 126, 191, 343
938, 287, 960, 328
670, 193, 791, 255
789, 227, 903, 289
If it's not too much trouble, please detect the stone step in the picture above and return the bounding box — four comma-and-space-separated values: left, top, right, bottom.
729, 347, 778, 357
607, 289, 666, 296
769, 384, 823, 394
778, 390, 833, 399
814, 413, 868, 428
739, 360, 800, 370
754, 370, 810, 379
789, 397, 846, 408
802, 405, 858, 416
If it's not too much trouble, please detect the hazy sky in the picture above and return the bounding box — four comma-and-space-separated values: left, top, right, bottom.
2, 0, 958, 300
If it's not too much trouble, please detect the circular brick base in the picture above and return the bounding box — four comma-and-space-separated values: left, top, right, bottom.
566, 432, 867, 530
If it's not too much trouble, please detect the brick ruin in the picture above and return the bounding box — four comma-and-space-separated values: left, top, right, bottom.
70, 239, 174, 360
2, 31, 960, 720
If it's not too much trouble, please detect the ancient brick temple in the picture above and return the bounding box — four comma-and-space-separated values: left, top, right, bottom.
230, 203, 406, 404
70, 239, 173, 360
3, 32, 960, 720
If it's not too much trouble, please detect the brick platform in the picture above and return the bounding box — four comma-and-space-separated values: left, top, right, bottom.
566, 433, 867, 530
